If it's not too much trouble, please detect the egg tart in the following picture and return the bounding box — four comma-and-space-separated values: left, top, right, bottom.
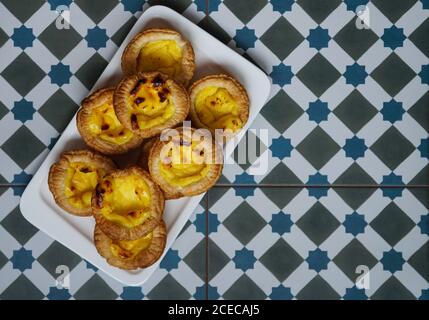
94, 221, 166, 270
189, 74, 249, 135
77, 88, 143, 154
121, 28, 195, 86
114, 71, 189, 138
48, 150, 117, 216
92, 166, 164, 240
148, 127, 223, 199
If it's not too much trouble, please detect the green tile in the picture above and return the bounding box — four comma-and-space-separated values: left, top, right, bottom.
233, 131, 266, 170
296, 275, 340, 300
297, 202, 340, 245
0, 27, 8, 49
260, 238, 303, 281
333, 239, 377, 281
409, 188, 429, 208
371, 276, 415, 300
74, 0, 119, 24
39, 89, 79, 133
183, 239, 205, 281
409, 165, 429, 185
334, 163, 377, 185
408, 241, 429, 282
296, 126, 341, 170
260, 187, 301, 210
37, 241, 82, 277
198, 16, 231, 45
1, 206, 38, 245
0, 250, 8, 269
1, 52, 45, 97
222, 274, 266, 299
147, 274, 191, 300
0, 100, 9, 121
75, 53, 108, 90
38, 21, 82, 60
1, 0, 45, 23
223, 0, 267, 24
74, 274, 118, 300
223, 202, 266, 245
260, 17, 304, 60
208, 187, 229, 206
371, 53, 415, 97
372, 0, 417, 23
260, 163, 301, 185
1, 126, 45, 169
208, 238, 229, 281
409, 90, 429, 133
111, 16, 137, 47
0, 274, 44, 300
261, 90, 304, 133
370, 203, 415, 246
148, 0, 193, 13
334, 18, 378, 60
297, 53, 341, 97
297, 0, 341, 24
333, 186, 376, 210
370, 127, 415, 170
409, 18, 429, 58
334, 90, 377, 134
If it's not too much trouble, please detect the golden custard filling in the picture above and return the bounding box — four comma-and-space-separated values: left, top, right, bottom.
128, 77, 175, 130
110, 232, 153, 259
98, 175, 152, 228
88, 102, 134, 145
195, 86, 243, 132
64, 162, 101, 209
137, 40, 183, 79
159, 141, 211, 187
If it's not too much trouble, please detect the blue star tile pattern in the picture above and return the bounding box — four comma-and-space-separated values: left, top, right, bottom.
194, 211, 220, 234
307, 99, 330, 123
270, 0, 294, 14
343, 286, 367, 300
12, 26, 35, 50
343, 136, 368, 160
269, 285, 293, 300
233, 248, 256, 271
419, 64, 429, 84
422, 0, 429, 10
418, 214, 429, 235
270, 64, 293, 86
269, 212, 293, 235
195, 0, 221, 13
418, 138, 428, 158
11, 99, 36, 123
381, 249, 405, 273
307, 26, 331, 51
270, 136, 293, 159
47, 0, 73, 10
85, 26, 109, 50
306, 248, 330, 272
307, 173, 329, 199
344, 63, 368, 87
46, 287, 72, 300
420, 289, 429, 300
381, 26, 406, 50
343, 212, 367, 236
344, 0, 369, 11
193, 285, 205, 300
159, 249, 181, 272
121, 0, 145, 14
381, 173, 404, 199
233, 173, 256, 197
381, 100, 405, 123
10, 248, 35, 272
48, 63, 72, 86
120, 287, 144, 300
233, 27, 257, 51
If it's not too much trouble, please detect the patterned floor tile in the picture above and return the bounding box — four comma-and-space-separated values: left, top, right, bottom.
207, 186, 429, 299
0, 188, 206, 300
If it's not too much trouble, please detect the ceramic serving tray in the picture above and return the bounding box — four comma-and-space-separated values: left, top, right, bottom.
20, 5, 271, 286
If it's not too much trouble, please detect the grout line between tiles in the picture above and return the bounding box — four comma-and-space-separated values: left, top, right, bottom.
205, 192, 209, 300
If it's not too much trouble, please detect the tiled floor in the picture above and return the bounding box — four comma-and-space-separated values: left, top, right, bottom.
0, 0, 428, 299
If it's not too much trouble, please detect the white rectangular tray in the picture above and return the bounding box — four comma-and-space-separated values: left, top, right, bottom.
20, 5, 271, 286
